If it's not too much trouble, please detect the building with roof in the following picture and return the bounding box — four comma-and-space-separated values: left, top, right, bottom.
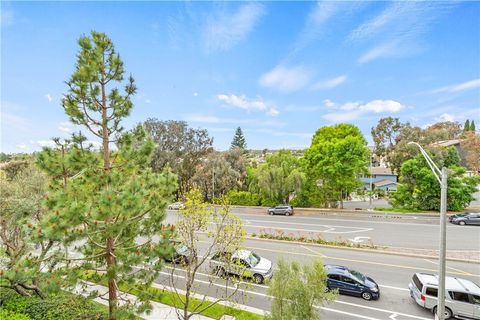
360, 166, 398, 192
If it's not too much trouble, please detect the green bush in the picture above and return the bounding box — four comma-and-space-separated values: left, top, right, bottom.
0, 289, 107, 320
226, 191, 260, 206
0, 308, 31, 320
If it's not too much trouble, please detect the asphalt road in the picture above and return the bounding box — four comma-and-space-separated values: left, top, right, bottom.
154, 236, 480, 320
173, 208, 479, 251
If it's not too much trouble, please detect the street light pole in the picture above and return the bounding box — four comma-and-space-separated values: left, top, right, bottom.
408, 142, 447, 320
369, 152, 373, 210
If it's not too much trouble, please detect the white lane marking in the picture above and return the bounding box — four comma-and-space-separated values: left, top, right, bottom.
333, 300, 432, 320
319, 307, 382, 320
244, 218, 373, 231
389, 314, 398, 320
349, 236, 371, 243
235, 213, 442, 227
378, 284, 409, 292
161, 270, 431, 319
422, 259, 473, 276
246, 223, 372, 234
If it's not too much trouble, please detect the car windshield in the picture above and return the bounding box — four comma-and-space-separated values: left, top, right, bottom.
247, 252, 261, 267
349, 270, 366, 283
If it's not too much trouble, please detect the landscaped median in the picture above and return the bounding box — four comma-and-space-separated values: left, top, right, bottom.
82, 272, 264, 320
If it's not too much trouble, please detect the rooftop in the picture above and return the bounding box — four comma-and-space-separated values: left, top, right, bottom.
370, 167, 396, 175
416, 273, 480, 294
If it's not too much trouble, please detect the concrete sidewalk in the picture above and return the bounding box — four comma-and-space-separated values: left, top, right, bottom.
73, 281, 212, 320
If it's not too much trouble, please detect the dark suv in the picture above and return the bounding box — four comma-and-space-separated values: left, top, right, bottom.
267, 205, 294, 216
325, 265, 380, 300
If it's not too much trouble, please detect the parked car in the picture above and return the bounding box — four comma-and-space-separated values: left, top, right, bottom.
325, 265, 380, 300
449, 213, 469, 222
164, 240, 191, 265
450, 212, 480, 226
209, 249, 273, 284
409, 272, 480, 319
168, 202, 185, 210
267, 205, 294, 216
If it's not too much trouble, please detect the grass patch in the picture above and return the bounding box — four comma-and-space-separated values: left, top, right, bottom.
374, 207, 436, 213
82, 273, 263, 320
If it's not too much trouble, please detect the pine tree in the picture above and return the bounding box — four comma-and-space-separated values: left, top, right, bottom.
470, 120, 476, 132
37, 32, 177, 319
230, 127, 247, 150
464, 119, 470, 132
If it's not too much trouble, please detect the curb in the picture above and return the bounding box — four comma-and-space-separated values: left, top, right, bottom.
245, 236, 480, 265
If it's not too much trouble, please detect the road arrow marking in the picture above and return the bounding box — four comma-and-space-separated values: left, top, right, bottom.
389, 314, 398, 320
348, 236, 371, 243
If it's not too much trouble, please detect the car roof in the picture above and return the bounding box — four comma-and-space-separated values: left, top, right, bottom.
415, 273, 480, 294
325, 264, 351, 276
232, 249, 252, 260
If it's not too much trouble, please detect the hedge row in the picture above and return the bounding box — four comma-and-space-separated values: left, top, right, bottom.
0, 289, 108, 320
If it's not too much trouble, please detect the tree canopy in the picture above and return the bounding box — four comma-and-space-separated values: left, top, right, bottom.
304, 124, 368, 208
230, 127, 247, 150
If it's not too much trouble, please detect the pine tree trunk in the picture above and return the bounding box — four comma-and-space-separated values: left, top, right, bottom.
101, 65, 116, 320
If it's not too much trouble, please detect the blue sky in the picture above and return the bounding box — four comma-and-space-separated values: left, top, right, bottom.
1, 1, 479, 153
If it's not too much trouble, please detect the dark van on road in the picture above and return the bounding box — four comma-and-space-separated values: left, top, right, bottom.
325, 265, 380, 301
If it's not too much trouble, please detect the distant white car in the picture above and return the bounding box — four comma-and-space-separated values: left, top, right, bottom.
168, 202, 185, 210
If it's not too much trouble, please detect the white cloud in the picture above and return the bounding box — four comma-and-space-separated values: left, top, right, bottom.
217, 94, 279, 116
45, 93, 53, 102
16, 144, 28, 150
323, 99, 336, 109
36, 140, 57, 148
58, 121, 73, 133
430, 79, 480, 94
259, 65, 312, 93
193, 92, 198, 97
145, 99, 151, 104
323, 99, 406, 123
312, 75, 348, 90
184, 114, 284, 127
434, 113, 458, 123
352, 2, 455, 63
203, 3, 265, 53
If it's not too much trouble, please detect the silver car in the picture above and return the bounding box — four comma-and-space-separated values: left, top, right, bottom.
409, 273, 480, 319
209, 249, 273, 284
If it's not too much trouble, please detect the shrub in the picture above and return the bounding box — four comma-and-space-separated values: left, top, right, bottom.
226, 191, 261, 206
0, 289, 107, 320
0, 308, 30, 320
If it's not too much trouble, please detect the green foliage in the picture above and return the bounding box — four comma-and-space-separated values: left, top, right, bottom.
0, 289, 107, 320
266, 258, 336, 320
0, 309, 31, 320
37, 31, 178, 318
231, 127, 247, 150
464, 119, 471, 132
250, 150, 305, 204
471, 120, 476, 132
304, 124, 368, 207
226, 190, 260, 206
391, 154, 479, 211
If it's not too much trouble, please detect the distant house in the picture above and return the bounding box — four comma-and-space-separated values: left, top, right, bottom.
360, 167, 398, 192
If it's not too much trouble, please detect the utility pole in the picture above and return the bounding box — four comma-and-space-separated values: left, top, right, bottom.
408, 142, 447, 320
369, 152, 373, 210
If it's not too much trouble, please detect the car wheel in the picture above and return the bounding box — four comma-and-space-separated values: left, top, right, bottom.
269, 211, 273, 215
285, 211, 290, 216
361, 291, 373, 301
253, 274, 264, 284
433, 306, 452, 319
459, 221, 466, 225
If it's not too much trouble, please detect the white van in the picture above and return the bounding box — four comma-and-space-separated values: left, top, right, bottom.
409, 273, 480, 319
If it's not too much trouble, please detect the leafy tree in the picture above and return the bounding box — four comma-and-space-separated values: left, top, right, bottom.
391, 154, 479, 211
371, 117, 401, 157
142, 119, 213, 196
461, 131, 480, 172
191, 149, 246, 201
305, 124, 368, 208
471, 120, 476, 132
0, 163, 61, 298
168, 189, 246, 320
252, 150, 305, 204
266, 258, 336, 320
38, 31, 177, 319
230, 127, 247, 150
464, 119, 471, 132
